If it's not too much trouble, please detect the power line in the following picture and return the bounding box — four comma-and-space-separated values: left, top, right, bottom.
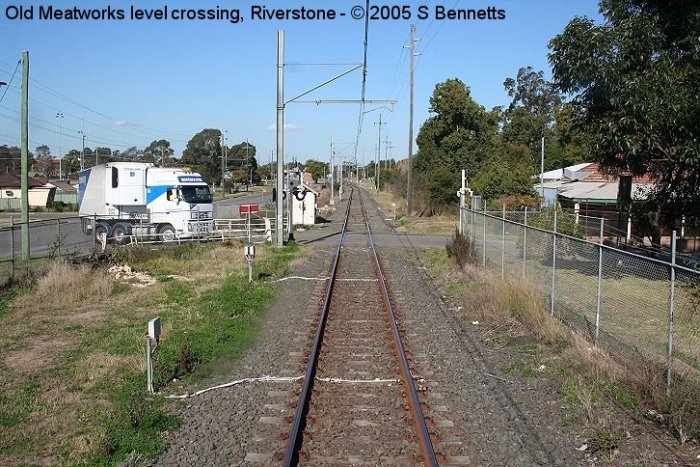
0, 59, 20, 105
418, 0, 461, 58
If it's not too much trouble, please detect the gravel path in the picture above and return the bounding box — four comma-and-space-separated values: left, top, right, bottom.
154, 187, 693, 466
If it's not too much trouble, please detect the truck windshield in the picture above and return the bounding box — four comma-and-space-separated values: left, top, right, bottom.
180, 185, 212, 203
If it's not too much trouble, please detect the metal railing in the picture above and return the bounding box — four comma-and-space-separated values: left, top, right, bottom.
462, 207, 700, 389
0, 214, 281, 286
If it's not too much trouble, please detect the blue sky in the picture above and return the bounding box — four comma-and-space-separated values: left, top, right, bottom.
0, 0, 603, 168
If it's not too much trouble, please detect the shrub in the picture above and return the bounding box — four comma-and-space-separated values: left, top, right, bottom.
446, 230, 475, 269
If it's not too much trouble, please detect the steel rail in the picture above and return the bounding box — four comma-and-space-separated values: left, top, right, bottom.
283, 186, 354, 466
357, 186, 439, 467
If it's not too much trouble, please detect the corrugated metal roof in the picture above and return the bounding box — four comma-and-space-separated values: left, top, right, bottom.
559, 182, 654, 202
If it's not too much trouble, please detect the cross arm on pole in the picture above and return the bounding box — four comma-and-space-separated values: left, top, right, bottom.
285, 65, 362, 105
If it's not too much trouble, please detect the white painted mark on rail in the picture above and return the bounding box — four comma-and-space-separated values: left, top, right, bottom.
316, 377, 403, 384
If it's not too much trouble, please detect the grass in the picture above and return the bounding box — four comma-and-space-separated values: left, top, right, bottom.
361, 183, 458, 235
420, 243, 700, 447
0, 240, 301, 466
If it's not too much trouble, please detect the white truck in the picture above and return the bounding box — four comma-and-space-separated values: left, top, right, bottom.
78, 162, 214, 243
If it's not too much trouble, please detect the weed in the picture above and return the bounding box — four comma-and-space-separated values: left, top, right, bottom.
588, 426, 624, 454
445, 230, 475, 269
501, 361, 535, 377
514, 343, 539, 356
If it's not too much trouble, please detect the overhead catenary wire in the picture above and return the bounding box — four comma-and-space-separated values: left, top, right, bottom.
352, 0, 371, 165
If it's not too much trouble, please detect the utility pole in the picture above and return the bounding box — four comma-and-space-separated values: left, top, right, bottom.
276, 30, 285, 246
20, 51, 29, 261
78, 130, 86, 171
373, 145, 380, 190
56, 112, 64, 179
540, 133, 545, 196
220, 132, 225, 193
245, 139, 251, 186
330, 136, 335, 205
384, 136, 390, 170
406, 24, 418, 215
374, 113, 385, 190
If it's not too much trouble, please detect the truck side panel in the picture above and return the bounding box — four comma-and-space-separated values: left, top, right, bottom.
78, 166, 107, 216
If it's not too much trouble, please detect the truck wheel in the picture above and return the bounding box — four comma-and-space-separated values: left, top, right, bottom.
111, 223, 131, 245
94, 223, 109, 244
158, 224, 176, 242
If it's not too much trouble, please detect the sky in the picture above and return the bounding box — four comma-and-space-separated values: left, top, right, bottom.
0, 0, 604, 169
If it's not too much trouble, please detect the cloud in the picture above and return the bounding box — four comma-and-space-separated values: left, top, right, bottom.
113, 120, 128, 126
267, 123, 301, 131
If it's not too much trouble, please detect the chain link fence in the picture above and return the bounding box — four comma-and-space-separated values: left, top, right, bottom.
462, 207, 700, 389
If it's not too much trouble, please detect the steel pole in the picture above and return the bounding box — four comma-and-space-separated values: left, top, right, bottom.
595, 218, 604, 345
522, 207, 528, 280
275, 30, 285, 246
550, 209, 558, 316
667, 231, 677, 392
501, 204, 506, 279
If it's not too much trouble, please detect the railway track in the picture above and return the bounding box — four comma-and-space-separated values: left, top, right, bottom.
283, 186, 438, 465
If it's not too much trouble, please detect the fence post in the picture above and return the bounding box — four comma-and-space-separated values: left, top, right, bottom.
666, 230, 677, 393
459, 193, 464, 236
522, 208, 527, 280
595, 218, 604, 346
550, 209, 558, 316
56, 218, 61, 257
501, 204, 506, 279
10, 216, 15, 280
482, 207, 487, 267
92, 214, 97, 250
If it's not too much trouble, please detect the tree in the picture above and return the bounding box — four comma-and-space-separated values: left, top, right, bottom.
472, 145, 535, 202
181, 129, 223, 185
0, 145, 25, 174
144, 139, 174, 166
414, 79, 499, 210
549, 0, 700, 220
225, 141, 258, 183
94, 147, 112, 166
501, 67, 565, 171
304, 159, 328, 183
35, 145, 51, 158
63, 149, 81, 175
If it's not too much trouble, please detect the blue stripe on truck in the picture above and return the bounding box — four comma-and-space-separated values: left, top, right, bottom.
146, 185, 169, 204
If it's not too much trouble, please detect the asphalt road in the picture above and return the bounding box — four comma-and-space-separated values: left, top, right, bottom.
213, 190, 272, 218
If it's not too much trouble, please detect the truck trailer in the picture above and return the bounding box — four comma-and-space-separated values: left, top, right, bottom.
78, 162, 214, 243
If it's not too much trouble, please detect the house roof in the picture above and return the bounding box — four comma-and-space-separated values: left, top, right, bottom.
0, 173, 48, 189
49, 180, 76, 192
535, 162, 658, 205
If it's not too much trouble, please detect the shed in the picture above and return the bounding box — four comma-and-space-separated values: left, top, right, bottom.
291, 184, 319, 226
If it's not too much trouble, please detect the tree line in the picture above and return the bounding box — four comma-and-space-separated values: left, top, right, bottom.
384, 0, 699, 240
0, 130, 262, 187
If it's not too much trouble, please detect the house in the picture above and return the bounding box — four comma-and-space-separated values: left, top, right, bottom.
0, 173, 56, 208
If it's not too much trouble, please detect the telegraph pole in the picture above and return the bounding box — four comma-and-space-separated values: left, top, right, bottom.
330, 137, 335, 205
406, 24, 417, 215
384, 136, 390, 170
20, 51, 29, 261
374, 113, 385, 190
78, 130, 86, 171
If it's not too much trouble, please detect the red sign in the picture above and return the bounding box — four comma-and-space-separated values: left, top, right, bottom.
239, 204, 259, 215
